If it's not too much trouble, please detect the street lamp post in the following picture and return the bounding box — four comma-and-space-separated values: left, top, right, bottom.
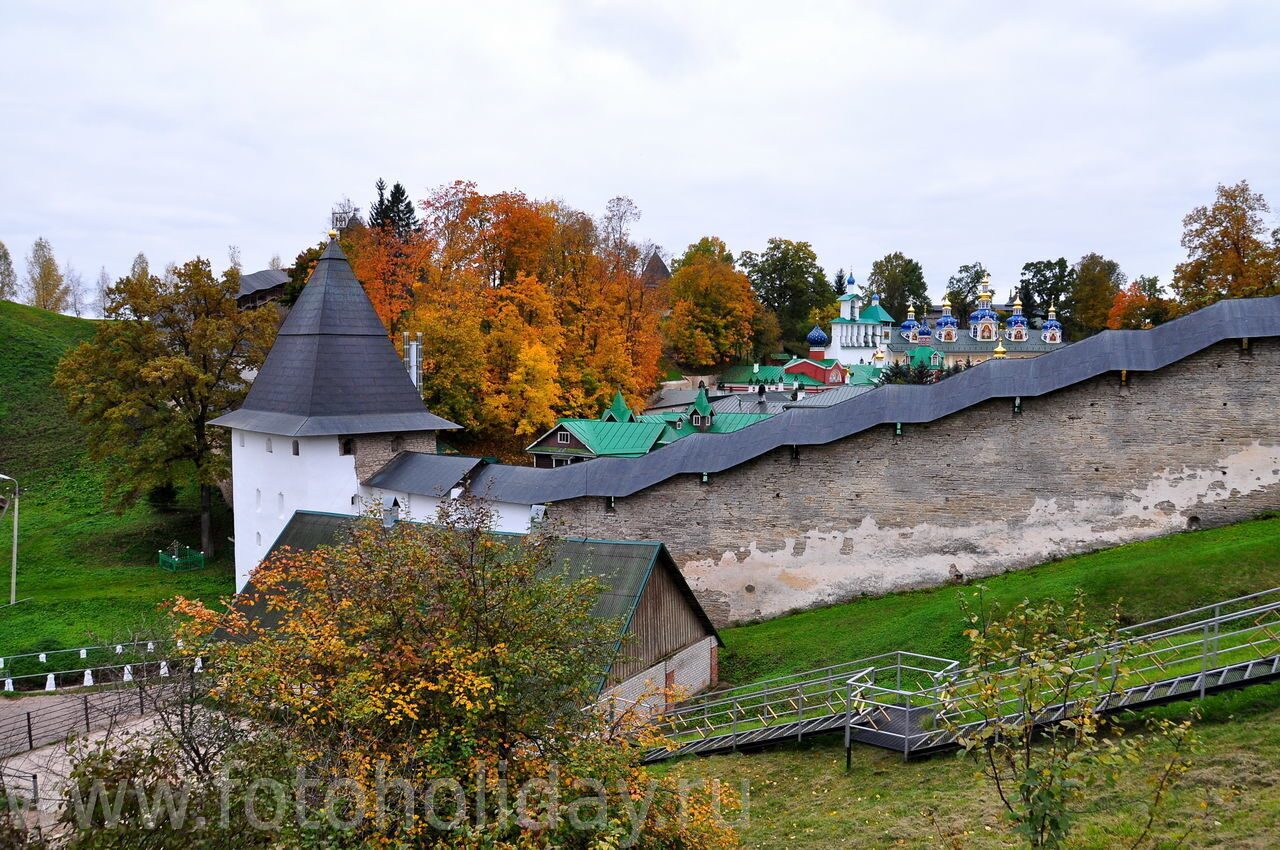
0, 474, 16, 606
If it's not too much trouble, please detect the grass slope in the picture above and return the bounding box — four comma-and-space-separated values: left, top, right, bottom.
0, 301, 233, 657
719, 516, 1280, 685
673, 514, 1280, 848
667, 684, 1280, 849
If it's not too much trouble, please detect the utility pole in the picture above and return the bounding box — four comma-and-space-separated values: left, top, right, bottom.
0, 474, 16, 606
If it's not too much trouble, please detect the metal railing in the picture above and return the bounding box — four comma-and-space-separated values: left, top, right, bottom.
652, 652, 958, 752
843, 587, 1280, 760
645, 586, 1280, 763
0, 767, 38, 810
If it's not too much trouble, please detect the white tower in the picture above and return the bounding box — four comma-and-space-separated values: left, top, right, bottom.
211, 236, 459, 590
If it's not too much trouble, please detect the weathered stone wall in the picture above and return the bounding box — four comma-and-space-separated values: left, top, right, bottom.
547, 340, 1280, 625
353, 431, 437, 482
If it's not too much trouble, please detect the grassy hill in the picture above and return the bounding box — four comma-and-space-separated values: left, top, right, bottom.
0, 300, 233, 657
718, 515, 1280, 686
668, 517, 1280, 848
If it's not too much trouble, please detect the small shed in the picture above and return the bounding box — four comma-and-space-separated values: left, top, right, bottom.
248, 511, 721, 705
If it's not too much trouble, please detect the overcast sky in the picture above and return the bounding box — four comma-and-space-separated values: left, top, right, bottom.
2, 1, 1278, 301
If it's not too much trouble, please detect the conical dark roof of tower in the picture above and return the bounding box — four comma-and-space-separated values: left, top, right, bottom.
211, 239, 459, 437
640, 252, 671, 289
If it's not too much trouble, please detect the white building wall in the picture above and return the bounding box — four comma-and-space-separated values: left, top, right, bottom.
230, 429, 360, 591
360, 487, 534, 534
601, 636, 718, 716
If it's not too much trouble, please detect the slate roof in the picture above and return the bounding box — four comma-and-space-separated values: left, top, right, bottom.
211, 240, 459, 437
243, 511, 720, 688
364, 452, 484, 495
783, 385, 875, 408
709, 393, 790, 415
237, 268, 289, 299
460, 296, 1280, 503
645, 388, 731, 412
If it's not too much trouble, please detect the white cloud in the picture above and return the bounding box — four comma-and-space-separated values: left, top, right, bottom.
0, 0, 1276, 298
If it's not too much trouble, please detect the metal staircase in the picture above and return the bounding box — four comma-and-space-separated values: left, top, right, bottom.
644, 587, 1280, 763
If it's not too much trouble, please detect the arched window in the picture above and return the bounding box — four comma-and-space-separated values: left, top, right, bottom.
254, 488, 261, 512
255, 532, 261, 547
265, 438, 273, 453
291, 440, 300, 456
277, 492, 284, 519
340, 438, 356, 456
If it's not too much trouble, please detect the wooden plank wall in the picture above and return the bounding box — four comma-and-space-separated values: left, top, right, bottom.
610, 558, 711, 683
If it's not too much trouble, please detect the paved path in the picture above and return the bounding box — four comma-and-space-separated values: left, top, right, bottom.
0, 694, 87, 726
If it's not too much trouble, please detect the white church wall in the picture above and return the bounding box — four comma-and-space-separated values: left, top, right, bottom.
231, 429, 360, 591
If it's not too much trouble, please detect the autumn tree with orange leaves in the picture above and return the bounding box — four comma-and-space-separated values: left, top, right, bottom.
63, 499, 743, 848
662, 238, 774, 371
1107, 275, 1174, 330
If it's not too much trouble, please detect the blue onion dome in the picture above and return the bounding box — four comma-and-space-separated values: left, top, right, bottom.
1043, 305, 1063, 331
806, 324, 830, 347
969, 304, 998, 323
899, 306, 920, 335
916, 319, 933, 339
936, 299, 959, 328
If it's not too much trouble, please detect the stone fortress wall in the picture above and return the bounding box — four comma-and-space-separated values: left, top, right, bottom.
547, 339, 1280, 625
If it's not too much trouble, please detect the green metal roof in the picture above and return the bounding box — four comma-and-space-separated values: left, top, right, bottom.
656, 411, 772, 441
907, 346, 944, 369
600, 390, 635, 423
558, 419, 664, 457
857, 303, 896, 324
688, 387, 714, 417
846, 363, 885, 386
719, 364, 785, 383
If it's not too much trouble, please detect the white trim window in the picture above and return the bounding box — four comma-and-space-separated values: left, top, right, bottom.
557, 431, 571, 444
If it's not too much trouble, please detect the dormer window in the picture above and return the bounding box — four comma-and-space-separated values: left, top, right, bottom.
557, 431, 570, 444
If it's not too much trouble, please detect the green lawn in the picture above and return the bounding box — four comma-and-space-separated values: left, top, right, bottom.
718, 516, 1280, 686
0, 301, 234, 657
667, 508, 1280, 848
666, 683, 1280, 849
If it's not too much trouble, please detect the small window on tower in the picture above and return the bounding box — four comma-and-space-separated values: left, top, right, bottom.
340, 439, 355, 456
265, 438, 273, 453
238, 432, 245, 448
255, 532, 261, 547
557, 431, 570, 445
277, 492, 284, 519
291, 440, 300, 456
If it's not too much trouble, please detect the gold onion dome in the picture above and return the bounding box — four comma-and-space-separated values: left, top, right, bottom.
992, 341, 1007, 359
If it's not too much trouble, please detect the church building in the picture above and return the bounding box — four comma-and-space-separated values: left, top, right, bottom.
887, 277, 1066, 367
823, 280, 896, 366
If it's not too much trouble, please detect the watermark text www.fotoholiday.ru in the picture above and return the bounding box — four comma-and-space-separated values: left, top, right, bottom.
55, 762, 749, 843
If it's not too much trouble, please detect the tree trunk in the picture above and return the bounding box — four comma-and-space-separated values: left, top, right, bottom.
200, 484, 214, 556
